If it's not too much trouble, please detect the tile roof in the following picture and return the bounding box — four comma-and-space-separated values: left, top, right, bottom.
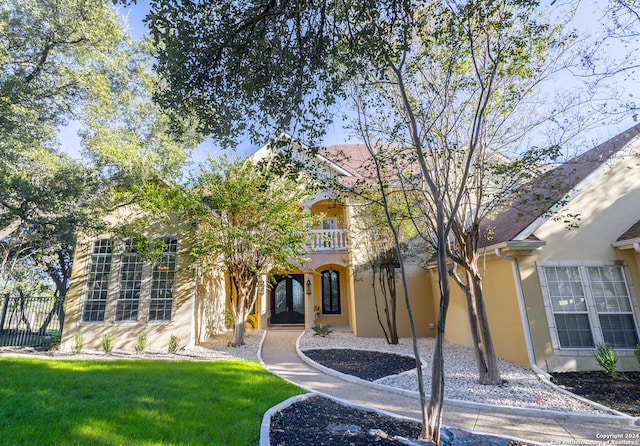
480, 123, 640, 247
321, 144, 379, 180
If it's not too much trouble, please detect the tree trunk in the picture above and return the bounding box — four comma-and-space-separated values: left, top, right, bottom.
371, 263, 392, 343
470, 269, 502, 385
426, 226, 451, 445
228, 271, 257, 347
452, 267, 489, 384
384, 262, 398, 344
231, 317, 246, 347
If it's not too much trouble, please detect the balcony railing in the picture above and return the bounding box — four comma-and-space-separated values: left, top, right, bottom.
308, 229, 349, 251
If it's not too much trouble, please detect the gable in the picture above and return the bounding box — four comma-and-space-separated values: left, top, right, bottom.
481, 123, 640, 247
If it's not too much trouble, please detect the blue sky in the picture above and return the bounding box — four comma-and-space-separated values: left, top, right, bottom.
58, 0, 640, 167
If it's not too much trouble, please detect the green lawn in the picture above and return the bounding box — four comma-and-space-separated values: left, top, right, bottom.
0, 358, 304, 445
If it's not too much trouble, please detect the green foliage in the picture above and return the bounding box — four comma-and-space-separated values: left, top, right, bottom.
0, 0, 196, 298
634, 343, 640, 365
72, 333, 84, 355
592, 343, 618, 378
185, 157, 315, 345
224, 310, 258, 330
312, 324, 334, 337
46, 334, 61, 351
102, 333, 114, 355
135, 333, 147, 354
168, 334, 179, 354
0, 358, 303, 445
0, 0, 127, 150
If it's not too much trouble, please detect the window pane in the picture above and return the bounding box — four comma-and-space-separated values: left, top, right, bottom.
149, 238, 177, 321
544, 267, 586, 312
321, 270, 340, 314
554, 314, 594, 348
587, 266, 632, 313
599, 314, 639, 348
292, 280, 304, 314
82, 239, 113, 322
116, 241, 143, 322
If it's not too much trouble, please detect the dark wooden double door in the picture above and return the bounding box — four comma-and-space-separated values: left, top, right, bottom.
270, 274, 305, 324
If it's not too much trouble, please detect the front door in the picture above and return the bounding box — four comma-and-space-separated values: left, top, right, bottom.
270, 275, 305, 324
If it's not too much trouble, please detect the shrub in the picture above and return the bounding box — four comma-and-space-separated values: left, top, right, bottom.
635, 343, 640, 365
168, 334, 179, 354
102, 333, 114, 355
71, 333, 83, 354
312, 323, 333, 337
135, 332, 147, 354
46, 334, 61, 351
592, 343, 618, 378
224, 310, 257, 329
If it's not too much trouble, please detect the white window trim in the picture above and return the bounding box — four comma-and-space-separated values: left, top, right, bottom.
538, 260, 640, 356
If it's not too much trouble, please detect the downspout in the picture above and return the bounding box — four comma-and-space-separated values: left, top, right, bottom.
633, 242, 640, 253
494, 248, 551, 379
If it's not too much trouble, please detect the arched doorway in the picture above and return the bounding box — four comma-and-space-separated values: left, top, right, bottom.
270, 275, 305, 324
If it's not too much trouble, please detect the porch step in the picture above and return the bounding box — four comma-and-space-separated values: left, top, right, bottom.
268, 324, 305, 330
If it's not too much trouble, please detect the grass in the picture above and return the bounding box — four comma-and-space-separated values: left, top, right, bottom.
0, 358, 304, 445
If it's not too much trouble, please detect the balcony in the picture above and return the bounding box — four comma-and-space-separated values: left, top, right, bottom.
308, 229, 349, 251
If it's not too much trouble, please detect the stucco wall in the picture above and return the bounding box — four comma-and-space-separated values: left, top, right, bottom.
523, 149, 640, 372
351, 263, 435, 338
433, 258, 530, 367
61, 209, 197, 352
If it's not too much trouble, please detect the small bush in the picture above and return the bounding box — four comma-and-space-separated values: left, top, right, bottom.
312, 323, 333, 337
592, 343, 618, 378
635, 343, 640, 365
102, 333, 114, 355
225, 310, 257, 329
135, 332, 147, 354
168, 334, 179, 354
71, 333, 83, 354
46, 334, 61, 351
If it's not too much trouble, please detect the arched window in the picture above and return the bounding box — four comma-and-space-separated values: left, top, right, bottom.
321, 269, 341, 314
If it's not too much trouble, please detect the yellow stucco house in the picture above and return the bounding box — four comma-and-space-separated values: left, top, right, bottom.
61, 125, 640, 373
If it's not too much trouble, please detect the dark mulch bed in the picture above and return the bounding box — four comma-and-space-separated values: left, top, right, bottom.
271, 395, 533, 446
303, 348, 417, 381
270, 396, 422, 446
551, 371, 640, 416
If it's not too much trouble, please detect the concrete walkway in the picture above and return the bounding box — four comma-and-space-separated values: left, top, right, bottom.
260, 329, 640, 445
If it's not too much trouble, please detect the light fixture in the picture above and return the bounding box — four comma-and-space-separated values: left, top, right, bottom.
259, 278, 265, 296
306, 278, 312, 295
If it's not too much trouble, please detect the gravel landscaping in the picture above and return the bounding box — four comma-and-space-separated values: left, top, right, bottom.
0, 330, 263, 362
299, 330, 604, 414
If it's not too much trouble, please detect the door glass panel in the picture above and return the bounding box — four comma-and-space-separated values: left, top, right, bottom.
275, 281, 287, 316
292, 280, 304, 314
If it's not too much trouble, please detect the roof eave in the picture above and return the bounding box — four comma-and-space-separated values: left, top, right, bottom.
612, 237, 640, 250
482, 239, 547, 256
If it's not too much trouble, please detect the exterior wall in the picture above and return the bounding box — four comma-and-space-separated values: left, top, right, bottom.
351, 263, 435, 338
523, 150, 640, 372
193, 267, 227, 343
311, 263, 352, 328
430, 258, 530, 367
61, 208, 197, 352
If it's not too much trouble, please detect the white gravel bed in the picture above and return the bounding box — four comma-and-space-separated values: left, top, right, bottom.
0, 330, 263, 362
299, 330, 603, 414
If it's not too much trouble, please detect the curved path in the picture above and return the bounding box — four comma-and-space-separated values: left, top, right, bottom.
260, 328, 639, 445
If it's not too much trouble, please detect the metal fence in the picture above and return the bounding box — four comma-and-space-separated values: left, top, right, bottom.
0, 294, 64, 348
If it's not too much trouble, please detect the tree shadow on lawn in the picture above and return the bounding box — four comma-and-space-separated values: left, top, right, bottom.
0, 358, 302, 445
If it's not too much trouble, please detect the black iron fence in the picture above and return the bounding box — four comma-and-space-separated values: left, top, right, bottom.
0, 294, 64, 348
